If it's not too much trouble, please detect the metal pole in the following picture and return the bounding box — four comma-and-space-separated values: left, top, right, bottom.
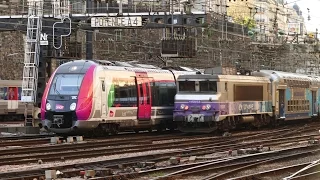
171, 0, 174, 38
316, 28, 318, 45
225, 15, 227, 39
86, 0, 93, 59
219, 41, 222, 66
119, 0, 123, 14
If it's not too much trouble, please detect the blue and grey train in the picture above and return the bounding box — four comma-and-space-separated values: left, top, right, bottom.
173, 70, 320, 133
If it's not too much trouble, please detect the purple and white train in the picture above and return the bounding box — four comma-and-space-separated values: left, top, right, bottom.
173, 70, 320, 133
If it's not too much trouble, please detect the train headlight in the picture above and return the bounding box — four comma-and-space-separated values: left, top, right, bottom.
201, 104, 211, 110
180, 104, 185, 110
46, 103, 51, 111
70, 103, 76, 111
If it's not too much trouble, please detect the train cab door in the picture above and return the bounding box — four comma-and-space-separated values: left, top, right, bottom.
312, 91, 317, 116
135, 72, 152, 121
278, 89, 285, 119
100, 79, 107, 117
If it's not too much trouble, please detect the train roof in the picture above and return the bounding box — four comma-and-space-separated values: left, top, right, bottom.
59, 60, 201, 75
252, 70, 320, 83
177, 74, 270, 83
0, 80, 22, 87
177, 74, 219, 80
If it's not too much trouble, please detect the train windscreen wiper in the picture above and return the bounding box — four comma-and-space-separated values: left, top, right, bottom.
53, 77, 62, 97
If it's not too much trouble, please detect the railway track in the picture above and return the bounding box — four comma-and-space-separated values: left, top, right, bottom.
0, 137, 54, 147
227, 161, 320, 180
0, 125, 315, 166
0, 134, 53, 141
0, 121, 317, 146
2, 137, 319, 180
0, 130, 183, 148
0, 124, 318, 180
146, 145, 320, 180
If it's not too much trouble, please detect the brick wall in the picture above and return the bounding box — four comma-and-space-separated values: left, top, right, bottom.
0, 31, 24, 80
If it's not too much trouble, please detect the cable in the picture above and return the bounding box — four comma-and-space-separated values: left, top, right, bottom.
0, 1, 318, 74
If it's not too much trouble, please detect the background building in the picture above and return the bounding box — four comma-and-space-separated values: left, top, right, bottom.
286, 3, 307, 43
227, 0, 289, 43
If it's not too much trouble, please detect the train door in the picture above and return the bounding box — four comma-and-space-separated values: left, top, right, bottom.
312, 91, 316, 116
7, 87, 18, 111
135, 72, 152, 121
100, 79, 107, 117
95, 79, 102, 116
278, 89, 285, 118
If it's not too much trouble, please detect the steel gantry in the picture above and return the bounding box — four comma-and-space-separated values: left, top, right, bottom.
0, 0, 207, 126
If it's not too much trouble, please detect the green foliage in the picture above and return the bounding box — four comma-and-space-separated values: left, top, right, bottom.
204, 27, 214, 37
234, 17, 256, 30
278, 30, 285, 35
248, 30, 254, 36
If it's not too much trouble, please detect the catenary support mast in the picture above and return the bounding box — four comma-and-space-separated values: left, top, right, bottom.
21, 0, 44, 126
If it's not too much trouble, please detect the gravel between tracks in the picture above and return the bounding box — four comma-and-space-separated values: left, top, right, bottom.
228, 151, 320, 180
0, 148, 181, 173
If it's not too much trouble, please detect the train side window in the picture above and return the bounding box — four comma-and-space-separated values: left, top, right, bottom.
152, 82, 176, 106
145, 82, 150, 104
101, 80, 105, 92
0, 87, 5, 100
112, 78, 137, 107
167, 82, 177, 106
7, 87, 18, 100
139, 83, 143, 105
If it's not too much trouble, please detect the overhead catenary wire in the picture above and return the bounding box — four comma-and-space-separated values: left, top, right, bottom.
0, 0, 318, 75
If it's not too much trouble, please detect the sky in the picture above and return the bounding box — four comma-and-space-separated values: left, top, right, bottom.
287, 0, 320, 33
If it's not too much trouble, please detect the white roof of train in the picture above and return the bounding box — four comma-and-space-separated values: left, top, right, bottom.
253, 70, 320, 83
63, 60, 202, 75
101, 64, 199, 75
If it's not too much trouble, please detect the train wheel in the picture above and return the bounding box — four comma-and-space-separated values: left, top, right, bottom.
156, 123, 166, 133
110, 131, 118, 135
110, 124, 119, 135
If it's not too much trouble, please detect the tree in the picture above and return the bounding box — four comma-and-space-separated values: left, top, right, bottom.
234, 17, 256, 30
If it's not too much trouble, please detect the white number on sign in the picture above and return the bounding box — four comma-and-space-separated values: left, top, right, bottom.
91, 17, 143, 27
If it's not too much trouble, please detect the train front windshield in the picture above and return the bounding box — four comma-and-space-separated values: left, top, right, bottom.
49, 74, 84, 95
199, 81, 217, 92
178, 81, 217, 93
179, 81, 196, 92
